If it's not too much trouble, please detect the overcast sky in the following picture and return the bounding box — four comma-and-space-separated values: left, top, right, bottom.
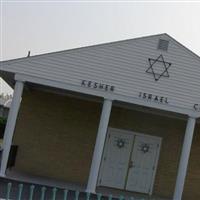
1, 1, 200, 94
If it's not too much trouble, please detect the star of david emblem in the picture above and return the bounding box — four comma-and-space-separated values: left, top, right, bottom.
146, 54, 172, 81
141, 143, 150, 153
116, 138, 125, 149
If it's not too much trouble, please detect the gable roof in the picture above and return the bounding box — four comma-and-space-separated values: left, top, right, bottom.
1, 33, 200, 65
1, 33, 200, 117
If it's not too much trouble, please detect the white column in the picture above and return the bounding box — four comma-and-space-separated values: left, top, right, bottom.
0, 81, 24, 176
173, 116, 196, 200
86, 98, 112, 193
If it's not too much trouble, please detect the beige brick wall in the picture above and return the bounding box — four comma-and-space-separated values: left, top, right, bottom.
13, 89, 101, 184
12, 89, 200, 199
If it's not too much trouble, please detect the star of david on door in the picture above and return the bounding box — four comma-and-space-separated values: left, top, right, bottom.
146, 54, 172, 81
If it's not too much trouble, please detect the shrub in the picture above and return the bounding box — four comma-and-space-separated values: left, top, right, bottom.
0, 117, 6, 127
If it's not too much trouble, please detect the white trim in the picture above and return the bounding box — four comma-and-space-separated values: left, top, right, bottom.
0, 34, 174, 65
108, 127, 134, 136
1, 33, 200, 65
173, 116, 196, 200
109, 127, 163, 141
86, 99, 112, 194
15, 73, 114, 100
0, 81, 24, 175
15, 73, 200, 118
149, 137, 162, 195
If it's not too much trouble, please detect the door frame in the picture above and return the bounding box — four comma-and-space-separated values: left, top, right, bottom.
139, 133, 162, 195
126, 132, 162, 195
97, 127, 134, 187
97, 127, 162, 195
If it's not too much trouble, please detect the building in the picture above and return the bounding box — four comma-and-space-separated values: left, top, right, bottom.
0, 34, 199, 200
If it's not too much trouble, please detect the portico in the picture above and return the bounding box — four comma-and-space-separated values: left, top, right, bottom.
0, 33, 200, 199
0, 77, 198, 200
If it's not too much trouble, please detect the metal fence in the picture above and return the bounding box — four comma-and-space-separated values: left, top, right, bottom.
4, 182, 142, 200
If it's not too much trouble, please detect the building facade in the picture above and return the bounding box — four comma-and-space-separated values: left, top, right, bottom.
0, 34, 200, 200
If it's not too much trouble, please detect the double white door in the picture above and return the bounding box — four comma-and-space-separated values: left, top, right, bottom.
98, 128, 162, 194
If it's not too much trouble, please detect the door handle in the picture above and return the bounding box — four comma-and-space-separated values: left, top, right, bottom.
129, 160, 135, 168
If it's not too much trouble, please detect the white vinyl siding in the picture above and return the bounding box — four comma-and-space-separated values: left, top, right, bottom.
1, 34, 200, 112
